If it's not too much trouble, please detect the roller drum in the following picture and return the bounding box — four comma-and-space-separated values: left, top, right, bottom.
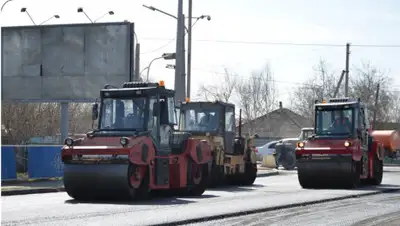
297, 155, 355, 188
64, 163, 134, 200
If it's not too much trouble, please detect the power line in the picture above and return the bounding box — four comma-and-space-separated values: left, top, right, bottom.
140, 18, 204, 55
140, 39, 175, 54
140, 37, 400, 48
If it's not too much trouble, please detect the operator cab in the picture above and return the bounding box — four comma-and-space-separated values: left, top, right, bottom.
90, 81, 179, 151
314, 98, 369, 143
179, 101, 241, 154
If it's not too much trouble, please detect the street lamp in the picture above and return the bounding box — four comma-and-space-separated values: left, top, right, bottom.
39, 15, 60, 25
94, 11, 114, 22
21, 8, 60, 25
142, 4, 211, 99
143, 4, 210, 32
77, 8, 114, 23
146, 53, 176, 82
77, 7, 93, 23
20, 7, 36, 25
1, 0, 12, 12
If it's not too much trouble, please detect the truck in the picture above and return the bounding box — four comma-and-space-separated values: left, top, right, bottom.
371, 130, 400, 160
295, 97, 385, 188
178, 100, 258, 187
61, 81, 212, 201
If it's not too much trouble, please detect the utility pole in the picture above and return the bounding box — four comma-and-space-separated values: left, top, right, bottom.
187, 0, 193, 99
181, 14, 186, 100
372, 83, 380, 130
333, 70, 345, 98
174, 0, 184, 105
344, 43, 350, 96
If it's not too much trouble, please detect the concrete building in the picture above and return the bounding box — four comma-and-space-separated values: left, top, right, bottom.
238, 102, 313, 147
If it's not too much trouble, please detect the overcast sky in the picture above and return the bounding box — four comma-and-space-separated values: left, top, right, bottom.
1, 0, 400, 106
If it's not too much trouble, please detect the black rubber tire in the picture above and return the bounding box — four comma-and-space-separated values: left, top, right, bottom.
297, 170, 314, 189
65, 187, 94, 201
208, 162, 225, 188
345, 160, 360, 189
184, 162, 209, 196
241, 163, 257, 186
127, 164, 150, 201
369, 155, 383, 186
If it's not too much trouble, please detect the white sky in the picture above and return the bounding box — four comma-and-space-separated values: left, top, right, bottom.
1, 0, 400, 107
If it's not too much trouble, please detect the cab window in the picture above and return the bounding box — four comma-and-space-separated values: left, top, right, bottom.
167, 97, 177, 125
225, 107, 235, 132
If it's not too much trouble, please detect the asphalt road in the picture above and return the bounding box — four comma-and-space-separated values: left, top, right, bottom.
2, 168, 400, 226
193, 190, 400, 226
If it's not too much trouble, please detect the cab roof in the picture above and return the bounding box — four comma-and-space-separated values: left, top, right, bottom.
181, 100, 235, 108
314, 101, 359, 108
100, 86, 174, 98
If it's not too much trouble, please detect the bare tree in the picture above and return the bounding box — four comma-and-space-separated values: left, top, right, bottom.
235, 63, 276, 133
387, 90, 400, 123
290, 60, 396, 125
349, 62, 393, 123
1, 103, 92, 144
196, 68, 238, 102
290, 59, 340, 119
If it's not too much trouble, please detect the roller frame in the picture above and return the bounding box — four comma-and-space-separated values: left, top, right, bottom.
61, 135, 212, 200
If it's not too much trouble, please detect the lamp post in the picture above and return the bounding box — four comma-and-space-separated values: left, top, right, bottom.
1, 0, 13, 12
77, 7, 114, 23
39, 15, 60, 25
94, 11, 114, 22
20, 7, 36, 25
142, 4, 211, 100
140, 66, 149, 78
21, 8, 60, 25
146, 53, 176, 82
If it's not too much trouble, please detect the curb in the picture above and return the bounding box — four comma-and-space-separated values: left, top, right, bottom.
2, 178, 62, 186
1, 187, 65, 196
155, 188, 400, 226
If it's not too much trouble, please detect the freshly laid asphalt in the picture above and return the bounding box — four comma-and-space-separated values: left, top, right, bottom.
194, 188, 400, 226
2, 167, 400, 226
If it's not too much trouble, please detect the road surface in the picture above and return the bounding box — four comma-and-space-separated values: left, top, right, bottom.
2, 168, 400, 226
195, 190, 400, 226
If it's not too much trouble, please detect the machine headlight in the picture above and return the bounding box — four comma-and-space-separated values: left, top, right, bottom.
120, 137, 129, 146
344, 141, 351, 147
64, 138, 74, 146
297, 142, 305, 148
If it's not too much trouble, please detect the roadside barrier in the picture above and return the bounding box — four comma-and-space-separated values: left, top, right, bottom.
1, 145, 63, 181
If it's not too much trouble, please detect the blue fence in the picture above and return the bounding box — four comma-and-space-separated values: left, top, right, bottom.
1, 145, 63, 181
1, 146, 17, 180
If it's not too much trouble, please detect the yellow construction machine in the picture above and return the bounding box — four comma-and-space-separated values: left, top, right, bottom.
178, 100, 259, 187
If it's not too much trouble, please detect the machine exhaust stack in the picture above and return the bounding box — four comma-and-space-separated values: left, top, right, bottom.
238, 109, 242, 137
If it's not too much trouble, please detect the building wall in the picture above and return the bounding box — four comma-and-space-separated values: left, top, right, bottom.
238, 108, 312, 140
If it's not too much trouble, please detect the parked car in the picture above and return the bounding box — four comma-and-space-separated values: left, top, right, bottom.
256, 140, 279, 161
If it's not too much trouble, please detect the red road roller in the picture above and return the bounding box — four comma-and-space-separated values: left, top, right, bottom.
61, 81, 212, 201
